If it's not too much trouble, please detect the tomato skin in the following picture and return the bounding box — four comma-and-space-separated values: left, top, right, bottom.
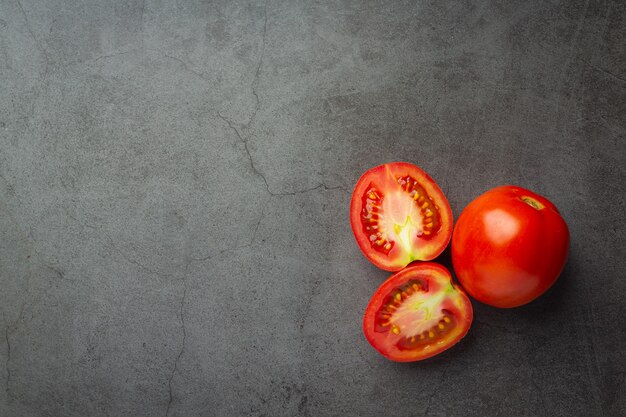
350, 162, 453, 271
363, 263, 473, 362
452, 186, 569, 308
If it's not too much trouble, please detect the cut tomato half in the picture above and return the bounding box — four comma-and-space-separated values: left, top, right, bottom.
350, 162, 453, 271
363, 263, 473, 362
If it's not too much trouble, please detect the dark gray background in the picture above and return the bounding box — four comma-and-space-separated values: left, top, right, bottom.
1, 0, 624, 416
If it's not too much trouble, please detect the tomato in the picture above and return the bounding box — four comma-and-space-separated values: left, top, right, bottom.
452, 185, 569, 308
363, 263, 473, 362
350, 162, 453, 271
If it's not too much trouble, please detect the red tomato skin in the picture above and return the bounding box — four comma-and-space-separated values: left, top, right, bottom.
452, 186, 569, 308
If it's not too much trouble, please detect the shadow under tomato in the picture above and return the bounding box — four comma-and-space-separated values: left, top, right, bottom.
406, 244, 454, 280
500, 256, 576, 320
396, 253, 576, 368
433, 244, 454, 277
439, 244, 575, 317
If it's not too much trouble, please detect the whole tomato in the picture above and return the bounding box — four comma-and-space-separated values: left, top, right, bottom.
451, 186, 569, 308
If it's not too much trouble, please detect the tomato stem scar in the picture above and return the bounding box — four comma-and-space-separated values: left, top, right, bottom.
521, 196, 544, 210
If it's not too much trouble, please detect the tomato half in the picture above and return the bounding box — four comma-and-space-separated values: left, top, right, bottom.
350, 162, 453, 271
452, 185, 569, 308
363, 263, 473, 362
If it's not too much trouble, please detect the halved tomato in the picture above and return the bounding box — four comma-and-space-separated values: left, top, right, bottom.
363, 263, 473, 362
350, 162, 453, 271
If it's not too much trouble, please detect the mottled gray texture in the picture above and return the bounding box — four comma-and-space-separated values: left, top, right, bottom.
0, 0, 624, 416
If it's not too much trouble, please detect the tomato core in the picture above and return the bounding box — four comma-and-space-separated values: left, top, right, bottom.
373, 277, 457, 350
360, 177, 442, 254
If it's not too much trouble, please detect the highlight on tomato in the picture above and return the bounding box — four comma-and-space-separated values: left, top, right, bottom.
350, 162, 453, 271
363, 263, 473, 362
452, 185, 569, 308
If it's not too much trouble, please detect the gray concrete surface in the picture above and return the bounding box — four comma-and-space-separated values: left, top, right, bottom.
1, 0, 625, 416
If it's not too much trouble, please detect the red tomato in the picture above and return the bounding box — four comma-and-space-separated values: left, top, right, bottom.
452, 186, 569, 308
363, 263, 473, 362
350, 162, 453, 271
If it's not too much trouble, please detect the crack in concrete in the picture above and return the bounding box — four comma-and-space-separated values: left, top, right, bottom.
216, 112, 274, 195
216, 2, 347, 198
249, 0, 268, 128
214, 2, 289, 197
187, 209, 265, 264
44, 264, 73, 283
583, 302, 605, 417
62, 214, 185, 416
63, 211, 164, 276
236, 0, 268, 188
140, 0, 146, 50
218, 111, 346, 197
85, 47, 214, 91
15, 0, 50, 115
16, 0, 50, 121
581, 58, 626, 84
112, 243, 163, 276
15, 0, 49, 71
144, 48, 211, 82
275, 183, 347, 196
4, 325, 10, 395
87, 48, 211, 85
165, 267, 188, 417
157, 50, 211, 82
530, 374, 548, 412
423, 363, 448, 417
0, 172, 15, 195
3, 301, 27, 399
553, 0, 590, 116
26, 227, 73, 281
90, 49, 139, 65
474, 319, 524, 335
597, 116, 625, 136
67, 2, 344, 199
250, 211, 263, 244
188, 216, 263, 263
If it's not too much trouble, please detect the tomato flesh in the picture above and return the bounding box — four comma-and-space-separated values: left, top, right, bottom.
363, 263, 473, 362
452, 185, 569, 308
350, 163, 453, 271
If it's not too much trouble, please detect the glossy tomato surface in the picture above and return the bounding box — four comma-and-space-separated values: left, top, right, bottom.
350, 162, 453, 271
363, 263, 473, 362
452, 185, 569, 308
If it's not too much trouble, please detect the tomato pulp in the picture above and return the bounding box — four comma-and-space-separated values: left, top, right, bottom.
350, 162, 453, 271
452, 185, 569, 308
363, 263, 473, 362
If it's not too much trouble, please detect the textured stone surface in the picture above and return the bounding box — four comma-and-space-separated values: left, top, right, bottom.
1, 0, 625, 416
